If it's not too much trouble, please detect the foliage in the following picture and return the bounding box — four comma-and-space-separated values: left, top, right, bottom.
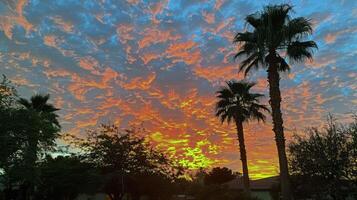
288, 115, 357, 199
0, 75, 17, 108
204, 167, 236, 185
0, 79, 61, 200
35, 155, 101, 200
70, 124, 181, 200
233, 4, 317, 75
215, 81, 268, 124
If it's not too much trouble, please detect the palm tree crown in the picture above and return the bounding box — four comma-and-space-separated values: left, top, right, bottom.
18, 94, 60, 127
215, 81, 269, 124
233, 4, 317, 75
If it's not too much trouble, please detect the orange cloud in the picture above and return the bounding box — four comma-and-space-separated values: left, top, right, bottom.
141, 52, 161, 64
43, 35, 64, 49
202, 11, 215, 24
78, 56, 101, 75
214, 0, 225, 10
116, 23, 134, 44
150, 0, 168, 24
193, 65, 241, 83
67, 68, 120, 101
138, 27, 180, 49
43, 69, 72, 78
0, 0, 34, 39
76, 117, 98, 128
119, 72, 156, 90
51, 16, 74, 33
166, 41, 202, 65
324, 28, 357, 44
126, 0, 139, 5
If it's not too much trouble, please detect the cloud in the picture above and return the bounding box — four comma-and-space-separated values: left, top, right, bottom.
138, 27, 180, 49
0, 0, 34, 39
166, 40, 201, 65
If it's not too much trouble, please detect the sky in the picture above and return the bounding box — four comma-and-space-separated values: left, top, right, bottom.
0, 0, 356, 179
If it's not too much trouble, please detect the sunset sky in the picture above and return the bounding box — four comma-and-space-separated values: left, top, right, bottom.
0, 0, 356, 179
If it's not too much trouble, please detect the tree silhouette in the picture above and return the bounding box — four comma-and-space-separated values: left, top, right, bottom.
204, 167, 236, 185
75, 124, 178, 200
289, 116, 357, 199
233, 4, 317, 199
215, 81, 268, 195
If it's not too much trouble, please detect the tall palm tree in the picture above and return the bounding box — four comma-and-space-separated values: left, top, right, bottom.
215, 81, 268, 195
233, 4, 317, 199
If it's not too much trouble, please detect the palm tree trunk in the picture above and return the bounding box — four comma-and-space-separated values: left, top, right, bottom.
235, 120, 251, 195
267, 63, 292, 200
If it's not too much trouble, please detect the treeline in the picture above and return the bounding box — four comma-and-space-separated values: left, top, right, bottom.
0, 74, 256, 200
0, 76, 181, 200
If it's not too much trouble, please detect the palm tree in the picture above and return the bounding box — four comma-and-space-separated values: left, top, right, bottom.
18, 94, 60, 198
233, 4, 317, 199
18, 93, 60, 159
18, 94, 60, 125
215, 81, 268, 195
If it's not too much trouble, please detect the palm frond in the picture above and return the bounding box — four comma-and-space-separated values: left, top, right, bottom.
287, 41, 318, 62
245, 14, 261, 29
18, 98, 31, 109
263, 4, 292, 30
278, 56, 291, 72
283, 17, 313, 41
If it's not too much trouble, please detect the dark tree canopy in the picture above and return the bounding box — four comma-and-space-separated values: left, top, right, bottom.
204, 167, 237, 185
69, 124, 182, 200
289, 115, 357, 199
35, 155, 101, 200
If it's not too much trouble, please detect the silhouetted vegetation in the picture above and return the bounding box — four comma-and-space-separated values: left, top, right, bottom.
0, 76, 61, 199
288, 115, 357, 199
67, 124, 182, 200
35, 155, 100, 200
204, 167, 237, 185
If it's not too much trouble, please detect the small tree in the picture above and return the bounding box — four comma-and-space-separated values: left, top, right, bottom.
204, 167, 237, 185
72, 124, 179, 200
289, 115, 357, 199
